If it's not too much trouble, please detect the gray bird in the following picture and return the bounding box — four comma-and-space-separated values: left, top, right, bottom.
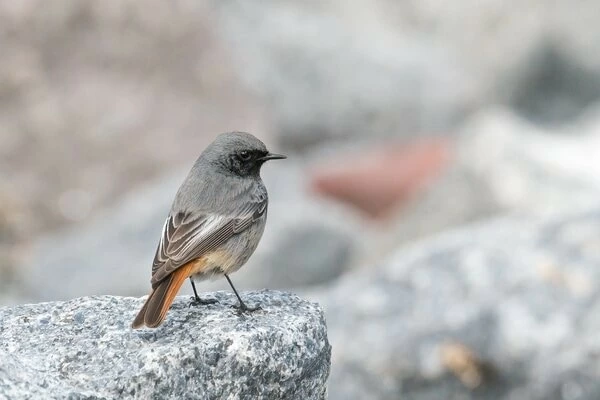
132, 132, 286, 329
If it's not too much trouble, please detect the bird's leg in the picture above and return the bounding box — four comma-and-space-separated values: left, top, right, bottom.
190, 277, 201, 301
188, 277, 218, 306
224, 273, 261, 312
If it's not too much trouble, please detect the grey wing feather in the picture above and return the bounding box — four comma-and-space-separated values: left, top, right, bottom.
150, 199, 266, 287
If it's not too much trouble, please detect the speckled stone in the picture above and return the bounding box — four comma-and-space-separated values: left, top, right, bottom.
314, 207, 600, 400
0, 291, 331, 400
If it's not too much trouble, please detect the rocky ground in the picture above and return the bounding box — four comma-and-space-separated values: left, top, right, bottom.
0, 291, 330, 399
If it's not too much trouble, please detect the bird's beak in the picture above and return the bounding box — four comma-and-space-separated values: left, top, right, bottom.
259, 152, 287, 161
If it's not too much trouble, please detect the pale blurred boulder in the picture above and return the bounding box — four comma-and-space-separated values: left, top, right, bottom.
314, 207, 600, 400
206, 0, 600, 150
207, 0, 473, 150
457, 108, 600, 214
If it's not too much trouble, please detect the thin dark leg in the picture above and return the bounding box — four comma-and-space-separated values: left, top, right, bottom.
224, 273, 260, 312
188, 277, 218, 306
190, 277, 201, 301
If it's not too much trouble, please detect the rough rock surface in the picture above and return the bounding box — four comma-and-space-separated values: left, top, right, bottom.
0, 291, 331, 400
311, 207, 600, 400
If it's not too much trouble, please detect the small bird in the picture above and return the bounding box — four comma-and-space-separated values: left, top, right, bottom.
132, 132, 286, 329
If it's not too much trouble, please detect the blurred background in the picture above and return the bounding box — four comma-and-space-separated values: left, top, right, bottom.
2, 1, 600, 398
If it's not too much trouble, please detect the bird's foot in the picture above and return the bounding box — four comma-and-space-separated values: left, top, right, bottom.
188, 296, 219, 307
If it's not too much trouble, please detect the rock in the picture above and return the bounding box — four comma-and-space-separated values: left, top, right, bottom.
256, 225, 354, 288
367, 106, 600, 258
366, 160, 502, 259
17, 161, 362, 304
310, 207, 600, 400
207, 0, 600, 148
0, 291, 331, 400
457, 108, 600, 214
501, 42, 600, 126
207, 0, 470, 151
309, 139, 451, 219
369, 0, 600, 125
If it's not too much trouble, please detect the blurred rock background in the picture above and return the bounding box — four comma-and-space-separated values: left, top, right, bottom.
2, 0, 600, 398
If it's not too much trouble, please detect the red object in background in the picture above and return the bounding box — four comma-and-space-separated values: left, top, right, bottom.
309, 139, 452, 220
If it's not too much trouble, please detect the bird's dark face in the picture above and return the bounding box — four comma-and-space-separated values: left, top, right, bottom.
228, 148, 286, 177
203, 132, 286, 178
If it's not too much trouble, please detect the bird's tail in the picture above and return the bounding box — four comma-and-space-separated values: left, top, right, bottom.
131, 264, 192, 329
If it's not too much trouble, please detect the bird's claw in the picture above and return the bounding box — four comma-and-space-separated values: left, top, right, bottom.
188, 297, 219, 308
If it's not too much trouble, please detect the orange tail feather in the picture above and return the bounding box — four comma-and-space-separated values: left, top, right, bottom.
131, 264, 193, 329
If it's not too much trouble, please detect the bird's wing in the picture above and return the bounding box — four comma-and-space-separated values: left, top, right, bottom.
150, 199, 267, 287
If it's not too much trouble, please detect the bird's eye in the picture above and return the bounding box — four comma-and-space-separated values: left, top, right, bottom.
238, 151, 251, 161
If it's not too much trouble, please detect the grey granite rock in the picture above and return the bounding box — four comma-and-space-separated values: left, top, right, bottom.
311, 207, 600, 400
0, 291, 331, 400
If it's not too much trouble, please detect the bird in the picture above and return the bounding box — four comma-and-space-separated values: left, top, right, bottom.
132, 132, 286, 329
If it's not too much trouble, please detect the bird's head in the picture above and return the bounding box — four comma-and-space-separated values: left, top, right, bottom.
201, 132, 286, 177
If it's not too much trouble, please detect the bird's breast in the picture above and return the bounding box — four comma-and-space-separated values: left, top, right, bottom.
192, 215, 267, 280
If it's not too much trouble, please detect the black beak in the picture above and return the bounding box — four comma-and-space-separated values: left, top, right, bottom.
258, 152, 287, 161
